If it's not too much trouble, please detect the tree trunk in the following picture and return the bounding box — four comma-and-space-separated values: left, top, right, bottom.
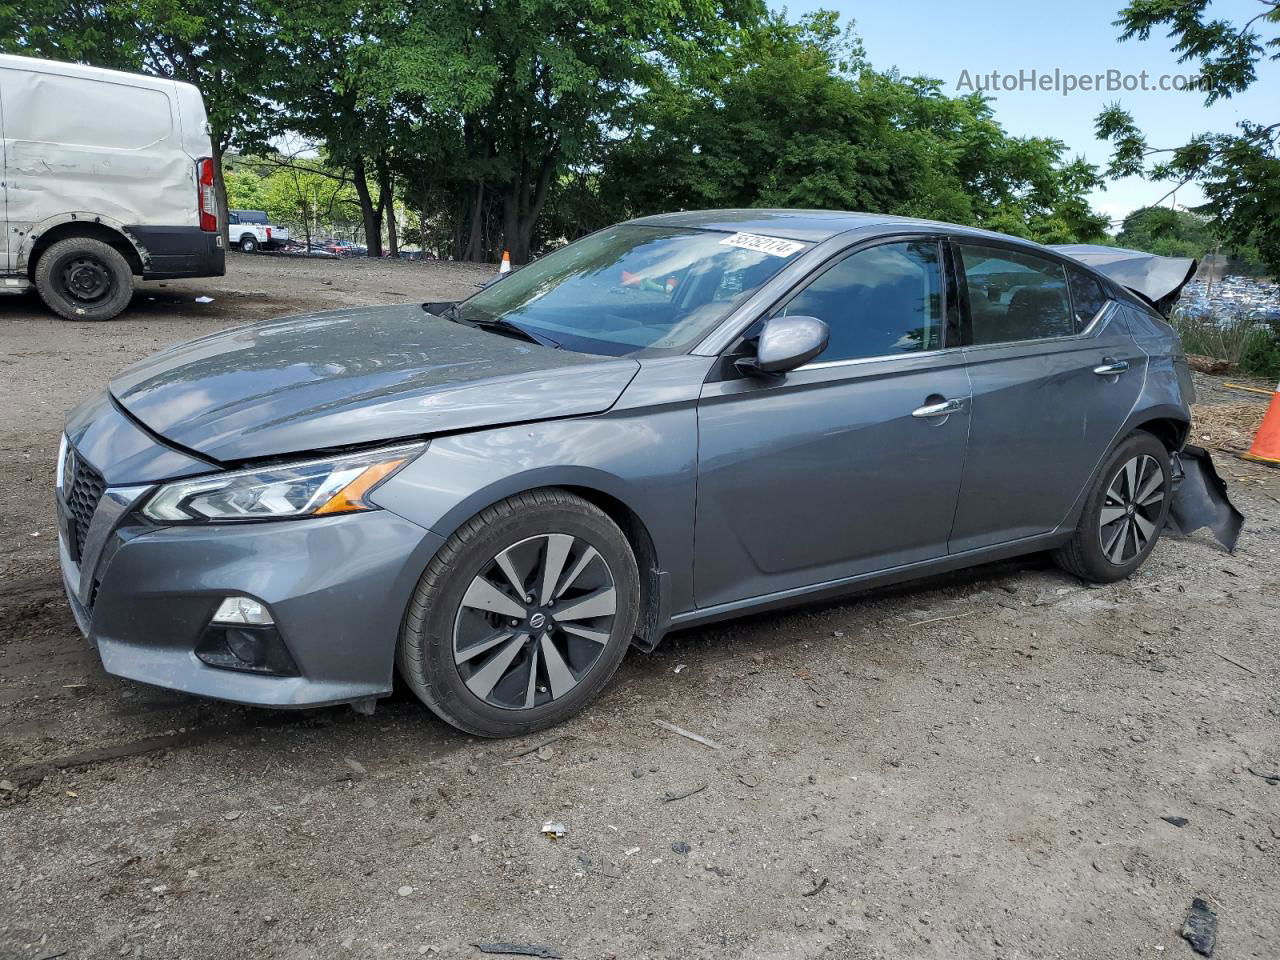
499, 148, 558, 264
463, 181, 485, 262
352, 157, 383, 257
212, 146, 231, 246
378, 165, 399, 257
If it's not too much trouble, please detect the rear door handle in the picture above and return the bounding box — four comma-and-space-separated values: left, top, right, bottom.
1093, 359, 1129, 376
912, 398, 965, 418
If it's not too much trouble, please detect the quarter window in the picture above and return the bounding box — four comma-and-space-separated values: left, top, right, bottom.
1067, 266, 1110, 330
777, 241, 944, 363
958, 244, 1073, 344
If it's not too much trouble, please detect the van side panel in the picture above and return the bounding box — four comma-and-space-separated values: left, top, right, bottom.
0, 59, 223, 279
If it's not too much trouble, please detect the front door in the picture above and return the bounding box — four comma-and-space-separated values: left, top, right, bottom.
949, 240, 1146, 552
694, 238, 971, 609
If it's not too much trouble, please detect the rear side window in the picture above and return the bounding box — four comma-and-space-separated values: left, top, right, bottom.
776, 240, 944, 363
0, 68, 172, 150
1067, 266, 1109, 330
958, 243, 1073, 344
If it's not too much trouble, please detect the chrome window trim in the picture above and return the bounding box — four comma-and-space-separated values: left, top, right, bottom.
961, 299, 1117, 353
797, 344, 964, 373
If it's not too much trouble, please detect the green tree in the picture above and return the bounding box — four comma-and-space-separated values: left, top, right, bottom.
601, 13, 1107, 244
1115, 206, 1214, 258
224, 165, 270, 212
386, 0, 763, 263
1096, 0, 1280, 276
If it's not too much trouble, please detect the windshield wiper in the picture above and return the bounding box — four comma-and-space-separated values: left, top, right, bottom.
425, 301, 559, 348
469, 316, 561, 349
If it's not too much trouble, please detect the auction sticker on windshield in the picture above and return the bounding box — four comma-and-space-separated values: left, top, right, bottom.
719, 232, 807, 258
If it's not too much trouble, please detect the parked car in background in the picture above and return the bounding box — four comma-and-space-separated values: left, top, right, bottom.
59, 210, 1215, 737
228, 209, 290, 253
0, 53, 224, 320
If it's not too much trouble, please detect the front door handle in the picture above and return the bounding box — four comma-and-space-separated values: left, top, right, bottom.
1093, 359, 1129, 376
912, 397, 965, 418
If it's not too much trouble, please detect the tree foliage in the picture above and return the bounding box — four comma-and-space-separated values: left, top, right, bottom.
1096, 0, 1280, 276
598, 13, 1108, 245
2, 2, 1114, 262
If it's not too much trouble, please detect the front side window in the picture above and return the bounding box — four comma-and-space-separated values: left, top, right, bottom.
959, 244, 1073, 344
454, 226, 810, 357
774, 241, 944, 363
1067, 265, 1110, 330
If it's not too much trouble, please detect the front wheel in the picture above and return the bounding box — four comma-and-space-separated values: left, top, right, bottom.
397, 489, 641, 737
1053, 431, 1172, 583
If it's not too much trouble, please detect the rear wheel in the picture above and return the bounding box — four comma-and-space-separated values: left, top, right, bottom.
397, 489, 640, 737
33, 237, 134, 321
239, 235, 258, 253
1053, 431, 1172, 583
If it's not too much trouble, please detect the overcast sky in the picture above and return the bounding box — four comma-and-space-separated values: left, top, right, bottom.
805, 0, 1279, 228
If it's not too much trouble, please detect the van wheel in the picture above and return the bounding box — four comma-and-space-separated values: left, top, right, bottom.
1053, 431, 1172, 583
33, 237, 134, 322
239, 235, 258, 253
397, 489, 641, 738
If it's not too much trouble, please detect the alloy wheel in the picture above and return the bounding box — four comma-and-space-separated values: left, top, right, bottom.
1098, 454, 1165, 565
453, 533, 617, 710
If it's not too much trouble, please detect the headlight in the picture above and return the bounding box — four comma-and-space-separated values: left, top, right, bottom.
142, 443, 425, 523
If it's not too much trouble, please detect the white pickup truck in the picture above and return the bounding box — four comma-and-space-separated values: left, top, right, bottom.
228, 209, 290, 252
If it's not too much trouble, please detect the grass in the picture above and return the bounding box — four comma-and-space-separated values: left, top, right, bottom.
1170, 310, 1280, 381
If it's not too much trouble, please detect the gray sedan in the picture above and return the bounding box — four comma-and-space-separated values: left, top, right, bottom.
58, 210, 1203, 736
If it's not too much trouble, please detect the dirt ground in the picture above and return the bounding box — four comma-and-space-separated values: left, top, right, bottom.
1, 254, 1278, 960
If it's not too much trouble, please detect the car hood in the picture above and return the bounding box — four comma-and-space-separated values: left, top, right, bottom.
109, 304, 640, 463
1051, 244, 1198, 316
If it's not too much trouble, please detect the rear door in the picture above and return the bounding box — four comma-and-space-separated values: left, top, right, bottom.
694, 237, 972, 608
949, 240, 1144, 552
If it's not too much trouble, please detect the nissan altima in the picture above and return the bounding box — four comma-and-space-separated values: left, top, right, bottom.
58, 210, 1206, 736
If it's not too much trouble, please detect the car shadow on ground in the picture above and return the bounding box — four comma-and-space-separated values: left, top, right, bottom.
2, 550, 1066, 785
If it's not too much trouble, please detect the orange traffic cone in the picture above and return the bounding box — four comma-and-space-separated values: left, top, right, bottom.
498, 250, 511, 274
1243, 379, 1280, 465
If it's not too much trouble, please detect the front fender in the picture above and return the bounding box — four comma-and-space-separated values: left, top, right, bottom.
369, 407, 700, 617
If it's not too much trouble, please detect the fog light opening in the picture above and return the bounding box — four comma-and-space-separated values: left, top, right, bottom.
196, 597, 298, 677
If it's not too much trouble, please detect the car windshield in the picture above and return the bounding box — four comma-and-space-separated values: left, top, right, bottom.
452, 225, 811, 356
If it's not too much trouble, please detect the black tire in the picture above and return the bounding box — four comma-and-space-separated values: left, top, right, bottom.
239, 235, 258, 253
1053, 431, 1172, 583
33, 237, 134, 321
397, 489, 641, 737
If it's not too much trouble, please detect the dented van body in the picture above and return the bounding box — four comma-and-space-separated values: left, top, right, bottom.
0, 53, 224, 320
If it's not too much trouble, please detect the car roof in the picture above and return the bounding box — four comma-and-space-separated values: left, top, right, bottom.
626, 208, 1051, 248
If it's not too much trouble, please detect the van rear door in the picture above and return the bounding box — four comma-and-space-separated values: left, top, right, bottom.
0, 70, 7, 272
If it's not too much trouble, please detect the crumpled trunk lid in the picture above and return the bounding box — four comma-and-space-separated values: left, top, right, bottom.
1052, 244, 1198, 316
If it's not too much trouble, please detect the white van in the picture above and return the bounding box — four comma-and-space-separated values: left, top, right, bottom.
0, 54, 225, 321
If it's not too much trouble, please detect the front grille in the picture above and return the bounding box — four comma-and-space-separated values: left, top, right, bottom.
64, 447, 106, 558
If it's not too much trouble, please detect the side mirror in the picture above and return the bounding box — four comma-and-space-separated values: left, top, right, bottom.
736, 315, 830, 378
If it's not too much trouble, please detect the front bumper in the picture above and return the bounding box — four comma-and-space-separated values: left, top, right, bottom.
58, 439, 443, 708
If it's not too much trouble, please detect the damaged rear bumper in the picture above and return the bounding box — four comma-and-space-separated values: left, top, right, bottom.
1167, 445, 1244, 552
